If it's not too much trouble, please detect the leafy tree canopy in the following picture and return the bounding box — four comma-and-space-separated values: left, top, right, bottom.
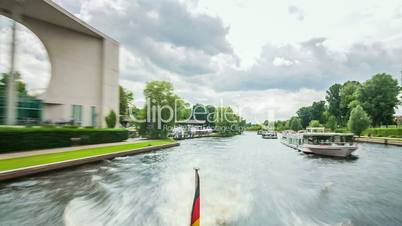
348, 105, 371, 136
297, 106, 312, 128
340, 81, 362, 125
308, 120, 322, 128
0, 72, 29, 97
326, 83, 342, 123
287, 116, 303, 131
119, 85, 134, 117
141, 81, 180, 138
325, 115, 337, 131
358, 73, 401, 126
297, 101, 327, 128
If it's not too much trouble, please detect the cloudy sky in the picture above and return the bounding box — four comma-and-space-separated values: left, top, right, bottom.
1, 0, 402, 122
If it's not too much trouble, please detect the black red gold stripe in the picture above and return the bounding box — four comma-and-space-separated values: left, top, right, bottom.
191, 169, 200, 226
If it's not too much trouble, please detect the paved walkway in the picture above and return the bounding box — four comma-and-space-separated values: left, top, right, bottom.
0, 138, 149, 160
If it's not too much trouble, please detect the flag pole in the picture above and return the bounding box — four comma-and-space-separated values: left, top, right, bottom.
190, 168, 200, 226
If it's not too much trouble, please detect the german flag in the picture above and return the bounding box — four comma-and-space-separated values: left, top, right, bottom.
190, 169, 200, 226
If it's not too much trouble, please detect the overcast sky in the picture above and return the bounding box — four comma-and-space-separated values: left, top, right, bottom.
1, 0, 402, 121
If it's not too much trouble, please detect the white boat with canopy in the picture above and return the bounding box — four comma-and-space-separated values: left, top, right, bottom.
282, 128, 358, 157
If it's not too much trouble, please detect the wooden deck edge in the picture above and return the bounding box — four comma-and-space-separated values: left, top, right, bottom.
0, 143, 180, 182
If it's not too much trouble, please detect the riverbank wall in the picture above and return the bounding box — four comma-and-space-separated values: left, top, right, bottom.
0, 143, 179, 182
355, 137, 402, 147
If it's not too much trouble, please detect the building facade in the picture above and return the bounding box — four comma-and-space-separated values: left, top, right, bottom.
0, 0, 119, 127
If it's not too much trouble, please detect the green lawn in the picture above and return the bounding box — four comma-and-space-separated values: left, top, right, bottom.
0, 140, 176, 172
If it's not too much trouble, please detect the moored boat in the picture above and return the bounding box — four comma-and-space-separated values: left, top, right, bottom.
280, 130, 301, 149
281, 128, 358, 157
262, 131, 278, 139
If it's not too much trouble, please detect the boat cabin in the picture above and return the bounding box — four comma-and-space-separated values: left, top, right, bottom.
306, 127, 325, 133
303, 134, 354, 146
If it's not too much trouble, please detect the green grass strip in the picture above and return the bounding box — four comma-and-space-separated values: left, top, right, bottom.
0, 140, 176, 172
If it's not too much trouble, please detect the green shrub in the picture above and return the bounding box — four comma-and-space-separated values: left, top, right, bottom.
105, 110, 117, 128
62, 125, 79, 129
245, 125, 262, 131
0, 127, 129, 153
42, 124, 56, 128
348, 106, 371, 136
334, 128, 350, 133
325, 116, 337, 131
363, 128, 402, 138
309, 120, 322, 128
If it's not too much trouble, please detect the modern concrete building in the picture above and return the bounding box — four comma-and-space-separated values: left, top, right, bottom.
0, 0, 119, 127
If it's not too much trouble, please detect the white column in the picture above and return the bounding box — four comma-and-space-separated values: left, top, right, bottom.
5, 21, 17, 125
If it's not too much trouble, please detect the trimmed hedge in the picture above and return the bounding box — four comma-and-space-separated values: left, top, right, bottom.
363, 128, 402, 138
334, 128, 351, 133
0, 127, 129, 153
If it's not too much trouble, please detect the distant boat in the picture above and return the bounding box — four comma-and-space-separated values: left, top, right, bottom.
281, 128, 358, 157
262, 131, 278, 139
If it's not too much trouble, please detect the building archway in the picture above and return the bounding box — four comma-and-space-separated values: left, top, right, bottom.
0, 0, 119, 127
0, 16, 51, 124
0, 16, 51, 93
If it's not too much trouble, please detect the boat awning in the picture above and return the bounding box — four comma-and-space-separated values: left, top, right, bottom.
303, 133, 354, 136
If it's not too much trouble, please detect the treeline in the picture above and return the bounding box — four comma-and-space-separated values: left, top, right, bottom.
121, 81, 246, 138
273, 73, 401, 135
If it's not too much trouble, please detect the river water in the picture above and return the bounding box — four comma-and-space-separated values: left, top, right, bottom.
1, 132, 402, 226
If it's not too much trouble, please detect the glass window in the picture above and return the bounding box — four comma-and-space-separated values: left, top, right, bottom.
72, 105, 82, 124
91, 106, 96, 127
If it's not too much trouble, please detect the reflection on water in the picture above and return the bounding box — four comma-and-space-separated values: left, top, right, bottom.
1, 133, 402, 226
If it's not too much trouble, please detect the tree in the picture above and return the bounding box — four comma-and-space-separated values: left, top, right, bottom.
119, 86, 134, 117
326, 84, 342, 124
142, 81, 179, 138
105, 110, 117, 128
119, 86, 135, 126
358, 73, 401, 126
192, 104, 208, 121
0, 72, 29, 97
176, 99, 192, 122
296, 100, 326, 128
288, 116, 303, 131
190, 104, 217, 126
205, 105, 216, 127
245, 124, 262, 131
311, 101, 327, 124
309, 120, 322, 127
297, 106, 312, 128
214, 107, 242, 136
325, 115, 337, 131
274, 120, 288, 131
340, 81, 362, 125
348, 105, 371, 136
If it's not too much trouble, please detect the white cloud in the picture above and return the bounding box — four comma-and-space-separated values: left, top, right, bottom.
288, 5, 304, 21
2, 0, 402, 121
272, 57, 297, 67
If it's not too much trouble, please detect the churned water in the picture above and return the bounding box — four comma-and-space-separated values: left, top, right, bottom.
1, 132, 402, 226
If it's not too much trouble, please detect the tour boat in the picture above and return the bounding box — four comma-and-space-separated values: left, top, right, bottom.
280, 130, 301, 149
282, 128, 358, 157
262, 131, 278, 139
